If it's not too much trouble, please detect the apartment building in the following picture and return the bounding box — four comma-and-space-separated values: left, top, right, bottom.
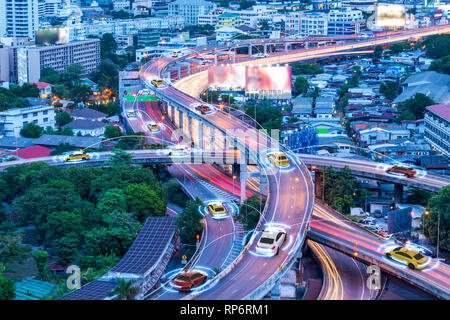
0, 104, 55, 137
327, 7, 364, 36
17, 38, 100, 84
424, 104, 450, 159
168, 0, 216, 25
0, 0, 39, 39
286, 11, 328, 37
216, 13, 244, 30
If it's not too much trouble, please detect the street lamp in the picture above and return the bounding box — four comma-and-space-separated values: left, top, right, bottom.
423, 209, 440, 259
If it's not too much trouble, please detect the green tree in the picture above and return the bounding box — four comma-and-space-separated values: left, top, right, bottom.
406, 189, 432, 207
0, 234, 31, 265
379, 81, 398, 100
429, 55, 450, 75
109, 278, 139, 300
177, 198, 203, 245
398, 93, 435, 121
107, 148, 133, 166
104, 125, 122, 139
373, 45, 383, 63
10, 83, 40, 98
123, 183, 165, 221
56, 111, 73, 128
32, 250, 50, 281
0, 276, 15, 300
53, 235, 79, 265
424, 186, 450, 251
97, 188, 127, 216
42, 211, 83, 244
238, 194, 266, 231
20, 122, 43, 138
39, 67, 60, 84
294, 76, 309, 94
100, 33, 118, 58
70, 84, 92, 103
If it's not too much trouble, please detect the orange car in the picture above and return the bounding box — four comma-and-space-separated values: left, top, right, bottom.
172, 270, 207, 292
387, 165, 416, 178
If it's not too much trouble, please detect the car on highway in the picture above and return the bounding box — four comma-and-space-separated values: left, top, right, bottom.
168, 144, 189, 156
267, 151, 290, 168
151, 79, 165, 87
256, 227, 287, 256
195, 104, 212, 114
254, 52, 268, 58
126, 111, 136, 118
64, 151, 90, 162
147, 122, 159, 132
385, 246, 428, 270
386, 165, 416, 178
172, 270, 207, 292
207, 202, 227, 219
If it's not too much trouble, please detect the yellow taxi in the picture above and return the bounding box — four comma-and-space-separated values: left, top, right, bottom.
385, 246, 428, 270
207, 202, 227, 219
267, 152, 290, 168
147, 122, 159, 132
64, 151, 90, 162
151, 79, 165, 87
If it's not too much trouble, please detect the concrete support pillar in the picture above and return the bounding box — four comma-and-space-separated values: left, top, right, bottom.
263, 44, 267, 54
394, 184, 403, 204
314, 170, 323, 199
240, 163, 247, 203
214, 55, 217, 65
187, 115, 193, 145
232, 163, 240, 180
178, 65, 181, 80
197, 121, 203, 148
248, 45, 252, 55
270, 279, 281, 300
284, 43, 288, 52
259, 172, 268, 196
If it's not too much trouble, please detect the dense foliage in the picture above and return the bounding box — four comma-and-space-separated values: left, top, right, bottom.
1, 162, 166, 267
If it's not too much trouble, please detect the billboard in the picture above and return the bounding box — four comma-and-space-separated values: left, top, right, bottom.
375, 4, 406, 27
245, 66, 291, 92
35, 27, 69, 46
208, 65, 245, 90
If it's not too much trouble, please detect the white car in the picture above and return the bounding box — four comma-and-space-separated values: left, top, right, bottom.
255, 227, 286, 256
168, 144, 189, 156
254, 53, 268, 58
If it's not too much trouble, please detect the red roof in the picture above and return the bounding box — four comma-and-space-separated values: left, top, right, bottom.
9, 145, 52, 159
30, 82, 53, 89
426, 104, 450, 121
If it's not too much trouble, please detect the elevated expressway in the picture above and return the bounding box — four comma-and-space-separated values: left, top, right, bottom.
145, 26, 450, 299
139, 57, 315, 300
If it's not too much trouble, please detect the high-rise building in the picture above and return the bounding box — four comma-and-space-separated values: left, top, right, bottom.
168, 0, 216, 25
17, 38, 101, 84
0, 0, 39, 39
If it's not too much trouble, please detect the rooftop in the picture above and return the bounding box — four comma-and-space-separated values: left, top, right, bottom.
426, 104, 450, 122
64, 119, 107, 130
33, 134, 102, 148
70, 108, 108, 119
8, 145, 52, 159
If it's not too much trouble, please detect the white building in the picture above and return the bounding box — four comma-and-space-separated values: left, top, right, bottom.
18, 38, 101, 84
63, 119, 106, 137
0, 104, 56, 137
0, 0, 39, 39
68, 16, 185, 40
168, 0, 216, 25
113, 0, 131, 11
424, 104, 450, 159
215, 26, 244, 42
286, 11, 328, 37
38, 0, 61, 19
